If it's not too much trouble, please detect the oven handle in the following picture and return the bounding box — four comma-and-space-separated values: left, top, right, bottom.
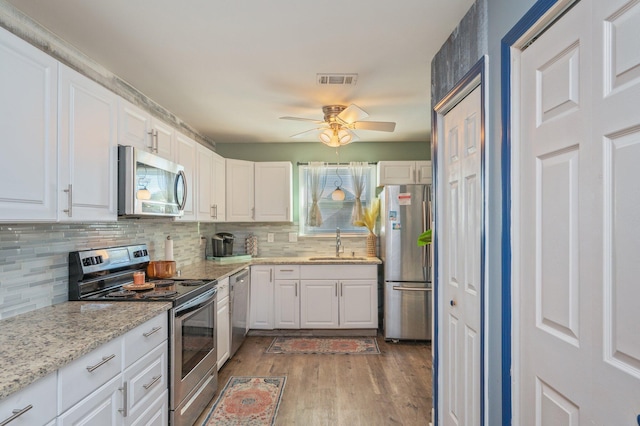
174, 288, 217, 317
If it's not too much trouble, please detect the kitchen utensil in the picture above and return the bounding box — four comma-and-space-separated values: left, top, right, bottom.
123, 282, 155, 291
146, 260, 176, 279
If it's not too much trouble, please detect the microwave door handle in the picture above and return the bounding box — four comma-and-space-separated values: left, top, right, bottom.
175, 170, 187, 210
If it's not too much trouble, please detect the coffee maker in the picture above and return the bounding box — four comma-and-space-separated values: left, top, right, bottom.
212, 233, 235, 257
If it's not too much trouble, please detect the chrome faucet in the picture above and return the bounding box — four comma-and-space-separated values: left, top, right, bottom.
336, 227, 341, 257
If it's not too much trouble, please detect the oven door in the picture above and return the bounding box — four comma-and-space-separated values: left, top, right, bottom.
171, 288, 217, 425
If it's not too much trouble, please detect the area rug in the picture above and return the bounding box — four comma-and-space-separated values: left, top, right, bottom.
266, 336, 380, 354
201, 376, 286, 426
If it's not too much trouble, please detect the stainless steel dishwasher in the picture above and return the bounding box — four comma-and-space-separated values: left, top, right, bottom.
229, 267, 250, 357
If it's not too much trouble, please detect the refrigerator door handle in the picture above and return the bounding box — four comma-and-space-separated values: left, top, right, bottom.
392, 286, 432, 292
422, 200, 427, 280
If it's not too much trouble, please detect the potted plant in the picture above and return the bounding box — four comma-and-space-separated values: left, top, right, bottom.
354, 198, 380, 257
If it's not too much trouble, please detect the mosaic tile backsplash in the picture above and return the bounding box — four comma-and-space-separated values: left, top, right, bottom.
0, 220, 374, 319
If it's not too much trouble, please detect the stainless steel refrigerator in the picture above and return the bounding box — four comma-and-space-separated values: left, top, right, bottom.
380, 184, 432, 341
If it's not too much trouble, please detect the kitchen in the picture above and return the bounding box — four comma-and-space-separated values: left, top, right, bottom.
3, 0, 639, 425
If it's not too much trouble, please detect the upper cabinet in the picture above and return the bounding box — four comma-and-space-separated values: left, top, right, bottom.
226, 160, 293, 222
254, 162, 293, 222
58, 64, 118, 222
0, 27, 59, 221
377, 160, 432, 185
196, 145, 226, 222
174, 132, 197, 221
117, 99, 174, 160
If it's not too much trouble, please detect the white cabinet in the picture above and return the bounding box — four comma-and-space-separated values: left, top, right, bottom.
249, 266, 274, 329
0, 26, 58, 222
300, 265, 378, 329
254, 162, 293, 222
196, 145, 226, 222
56, 311, 168, 425
174, 132, 197, 221
226, 159, 254, 222
226, 160, 293, 222
377, 160, 432, 185
58, 64, 118, 222
0, 372, 56, 426
274, 265, 300, 329
216, 277, 230, 370
117, 99, 174, 160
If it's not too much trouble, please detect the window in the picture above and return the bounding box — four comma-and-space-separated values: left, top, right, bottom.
299, 163, 377, 236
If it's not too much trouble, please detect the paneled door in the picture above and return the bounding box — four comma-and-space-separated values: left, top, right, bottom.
517, 0, 640, 423
439, 84, 482, 426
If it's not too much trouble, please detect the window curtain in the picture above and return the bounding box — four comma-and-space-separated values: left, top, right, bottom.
350, 162, 368, 224
306, 162, 326, 227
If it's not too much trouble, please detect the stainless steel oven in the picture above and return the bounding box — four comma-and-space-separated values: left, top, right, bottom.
171, 287, 218, 426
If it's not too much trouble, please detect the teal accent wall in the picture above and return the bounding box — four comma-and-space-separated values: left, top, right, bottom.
215, 141, 430, 222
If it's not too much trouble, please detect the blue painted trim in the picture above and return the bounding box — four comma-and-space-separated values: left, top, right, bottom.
500, 1, 560, 424
432, 56, 486, 426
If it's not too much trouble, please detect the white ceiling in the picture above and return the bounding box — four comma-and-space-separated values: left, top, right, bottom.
7, 0, 474, 144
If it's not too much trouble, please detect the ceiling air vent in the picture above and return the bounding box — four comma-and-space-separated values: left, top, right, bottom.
317, 73, 358, 86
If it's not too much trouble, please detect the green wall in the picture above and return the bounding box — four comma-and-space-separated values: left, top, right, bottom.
215, 141, 430, 222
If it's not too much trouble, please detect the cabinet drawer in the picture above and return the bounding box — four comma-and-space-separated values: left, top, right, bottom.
300, 265, 377, 280
123, 344, 167, 421
58, 335, 122, 413
127, 388, 168, 426
217, 277, 229, 300
123, 312, 168, 368
0, 373, 56, 426
275, 265, 299, 279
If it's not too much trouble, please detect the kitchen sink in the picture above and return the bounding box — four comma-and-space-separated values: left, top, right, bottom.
308, 256, 369, 261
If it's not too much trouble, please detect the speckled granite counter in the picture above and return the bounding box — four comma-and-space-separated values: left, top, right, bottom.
0, 301, 171, 400
175, 256, 381, 281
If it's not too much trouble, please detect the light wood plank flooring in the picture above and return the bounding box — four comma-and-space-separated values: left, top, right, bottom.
197, 335, 432, 425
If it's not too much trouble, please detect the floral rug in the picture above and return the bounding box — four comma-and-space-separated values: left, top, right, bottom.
266, 336, 380, 354
201, 376, 286, 426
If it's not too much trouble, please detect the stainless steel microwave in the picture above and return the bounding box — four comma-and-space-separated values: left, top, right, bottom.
118, 145, 187, 217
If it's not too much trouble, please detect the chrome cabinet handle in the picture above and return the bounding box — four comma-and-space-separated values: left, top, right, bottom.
335, 282, 338, 297
270, 269, 273, 282
143, 326, 162, 337
86, 354, 116, 372
63, 184, 73, 217
143, 375, 162, 390
340, 282, 343, 297
0, 405, 33, 426
118, 384, 127, 417
295, 282, 298, 297
210, 205, 215, 218
280, 269, 294, 272
147, 130, 156, 152
213, 204, 218, 219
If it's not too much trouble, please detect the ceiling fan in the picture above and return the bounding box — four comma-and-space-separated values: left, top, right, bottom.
280, 104, 396, 147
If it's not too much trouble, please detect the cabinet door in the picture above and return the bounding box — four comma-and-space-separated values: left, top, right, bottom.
339, 280, 378, 328
211, 151, 226, 222
415, 161, 433, 184
377, 161, 416, 185
0, 27, 58, 221
274, 280, 300, 329
58, 64, 117, 222
249, 266, 274, 329
127, 389, 167, 426
300, 280, 339, 328
57, 374, 123, 426
151, 118, 174, 160
174, 133, 197, 221
123, 344, 167, 423
226, 159, 254, 222
196, 144, 214, 222
254, 162, 292, 222
118, 98, 151, 151
217, 279, 230, 370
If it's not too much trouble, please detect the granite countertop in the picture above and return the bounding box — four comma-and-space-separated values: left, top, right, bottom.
0, 301, 171, 400
175, 256, 381, 281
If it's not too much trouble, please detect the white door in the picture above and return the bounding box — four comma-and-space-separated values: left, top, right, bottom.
516, 0, 640, 423
439, 85, 482, 426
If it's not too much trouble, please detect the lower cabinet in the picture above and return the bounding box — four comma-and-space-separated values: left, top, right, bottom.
300, 280, 339, 328
249, 266, 274, 329
274, 279, 300, 329
216, 277, 230, 370
2, 311, 169, 426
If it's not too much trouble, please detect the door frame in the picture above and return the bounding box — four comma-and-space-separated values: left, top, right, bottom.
432, 56, 487, 426
501, 0, 579, 423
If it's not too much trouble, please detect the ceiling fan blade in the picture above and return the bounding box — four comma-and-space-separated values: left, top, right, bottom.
351, 121, 396, 132
337, 104, 369, 124
280, 116, 325, 124
290, 127, 325, 138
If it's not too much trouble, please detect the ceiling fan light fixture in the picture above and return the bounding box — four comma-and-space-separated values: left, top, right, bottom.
319, 126, 352, 148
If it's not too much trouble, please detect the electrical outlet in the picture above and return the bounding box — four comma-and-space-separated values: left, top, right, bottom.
267, 233, 275, 243
288, 232, 297, 242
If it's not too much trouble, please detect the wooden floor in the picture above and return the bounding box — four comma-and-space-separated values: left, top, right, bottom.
196, 335, 432, 425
